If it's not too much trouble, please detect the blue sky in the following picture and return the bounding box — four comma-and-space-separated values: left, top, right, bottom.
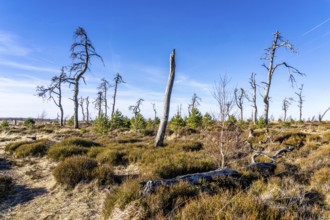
0, 0, 330, 120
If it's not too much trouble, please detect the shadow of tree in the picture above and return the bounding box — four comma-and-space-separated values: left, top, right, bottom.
0, 157, 11, 170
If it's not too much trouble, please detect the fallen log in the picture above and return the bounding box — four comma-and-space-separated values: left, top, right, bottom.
141, 168, 239, 196
142, 146, 294, 195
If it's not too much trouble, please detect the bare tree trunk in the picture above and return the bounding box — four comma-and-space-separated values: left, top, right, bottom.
104, 88, 108, 118
219, 126, 225, 168
86, 96, 90, 124
249, 73, 258, 124
111, 73, 125, 119
59, 105, 64, 126
155, 49, 176, 147
79, 97, 85, 122
111, 84, 117, 119
263, 32, 278, 124
295, 84, 304, 121
73, 81, 80, 128
262, 31, 304, 124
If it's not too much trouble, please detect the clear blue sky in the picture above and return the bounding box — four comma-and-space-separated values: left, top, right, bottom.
0, 0, 330, 120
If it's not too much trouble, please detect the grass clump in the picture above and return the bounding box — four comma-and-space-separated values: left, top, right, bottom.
48, 145, 88, 161
180, 141, 203, 152
96, 149, 128, 166
310, 167, 330, 206
116, 137, 142, 144
144, 152, 215, 179
53, 156, 98, 189
15, 139, 52, 158
179, 190, 281, 220
144, 181, 199, 218
321, 132, 330, 143
0, 175, 13, 200
58, 137, 100, 148
5, 140, 32, 153
95, 164, 116, 186
103, 178, 141, 219
47, 137, 100, 161
87, 147, 106, 158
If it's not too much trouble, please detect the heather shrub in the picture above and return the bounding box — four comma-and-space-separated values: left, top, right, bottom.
57, 137, 100, 148
96, 149, 128, 166
144, 152, 215, 179
47, 145, 88, 161
53, 156, 98, 189
5, 140, 32, 153
87, 147, 106, 158
95, 164, 116, 186
15, 139, 52, 158
103, 178, 141, 218
144, 181, 199, 218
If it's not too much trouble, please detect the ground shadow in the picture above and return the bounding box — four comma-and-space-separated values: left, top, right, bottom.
0, 185, 47, 212
0, 157, 11, 170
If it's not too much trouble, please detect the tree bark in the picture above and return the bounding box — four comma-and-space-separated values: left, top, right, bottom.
155, 49, 176, 147
111, 83, 117, 119
141, 168, 239, 196
86, 97, 90, 124
249, 73, 258, 124
263, 32, 278, 124
73, 81, 80, 128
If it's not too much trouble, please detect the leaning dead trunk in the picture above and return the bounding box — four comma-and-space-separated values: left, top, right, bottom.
155, 49, 176, 147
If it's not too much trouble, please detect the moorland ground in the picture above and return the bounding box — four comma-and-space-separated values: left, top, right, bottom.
0, 120, 329, 219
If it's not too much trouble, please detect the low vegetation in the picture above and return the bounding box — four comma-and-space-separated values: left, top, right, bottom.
47, 137, 100, 160
1, 120, 330, 219
53, 156, 98, 189
15, 139, 52, 158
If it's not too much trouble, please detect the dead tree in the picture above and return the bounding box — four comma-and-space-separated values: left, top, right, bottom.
295, 84, 304, 121
129, 98, 144, 131
94, 91, 104, 117
246, 143, 294, 175
79, 97, 85, 122
36, 67, 67, 126
211, 74, 234, 168
86, 96, 90, 124
249, 73, 258, 124
319, 106, 330, 122
188, 93, 201, 114
67, 27, 103, 129
142, 168, 239, 196
262, 31, 304, 124
212, 74, 234, 123
152, 103, 157, 120
155, 49, 176, 147
98, 78, 111, 118
282, 97, 293, 121
129, 98, 144, 116
234, 88, 247, 121
141, 143, 294, 195
111, 73, 125, 119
